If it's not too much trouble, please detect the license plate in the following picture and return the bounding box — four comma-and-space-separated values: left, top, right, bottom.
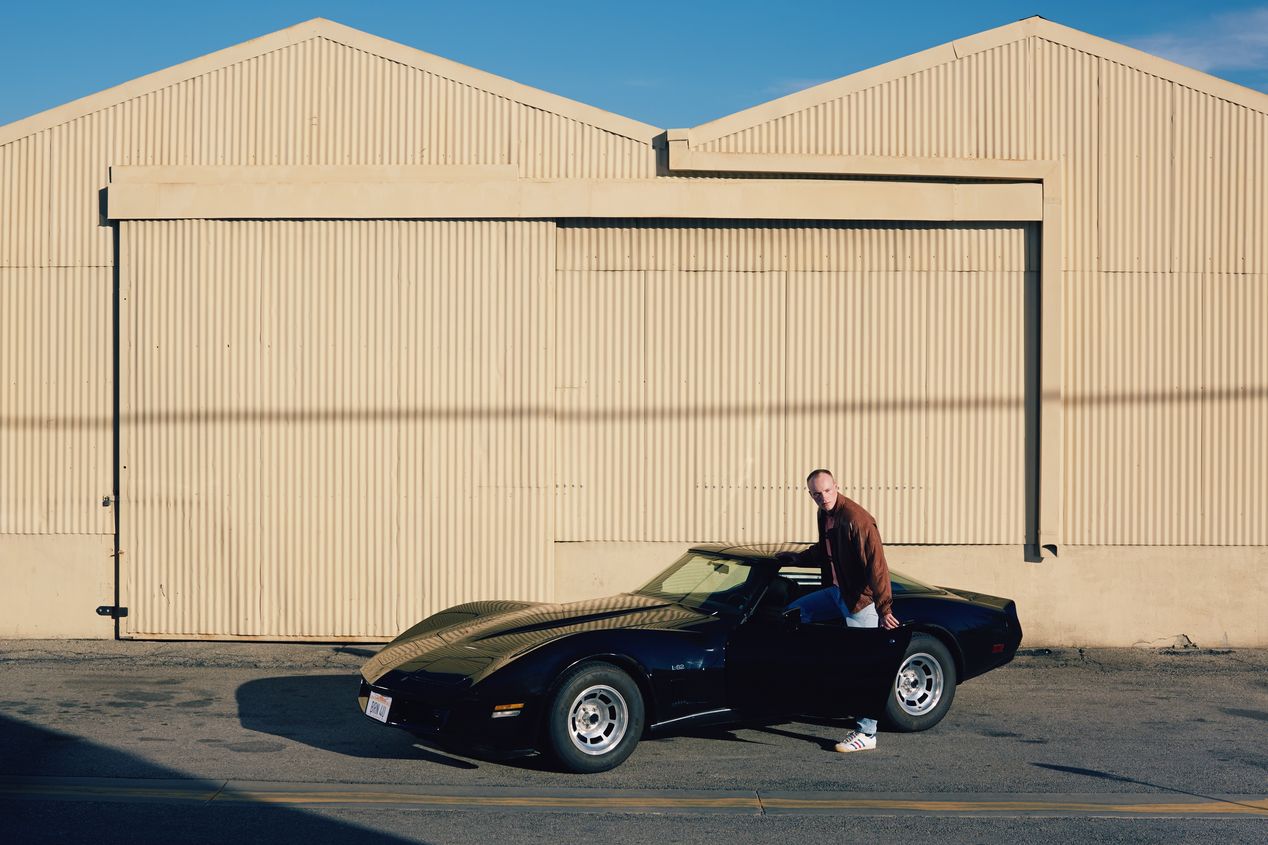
365, 691, 392, 723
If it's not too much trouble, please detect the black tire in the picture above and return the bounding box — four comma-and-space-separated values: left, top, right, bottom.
881, 633, 957, 732
545, 661, 645, 773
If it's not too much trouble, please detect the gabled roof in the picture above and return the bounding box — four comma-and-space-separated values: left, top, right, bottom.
685, 16, 1268, 146
0, 18, 662, 147
8, 15, 1266, 156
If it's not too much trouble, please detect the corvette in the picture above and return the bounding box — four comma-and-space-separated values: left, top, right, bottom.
358, 544, 1022, 772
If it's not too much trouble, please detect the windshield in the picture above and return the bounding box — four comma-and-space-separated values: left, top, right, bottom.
634, 553, 757, 613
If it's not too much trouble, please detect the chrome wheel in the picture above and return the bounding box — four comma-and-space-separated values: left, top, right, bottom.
567, 684, 629, 755
894, 651, 944, 716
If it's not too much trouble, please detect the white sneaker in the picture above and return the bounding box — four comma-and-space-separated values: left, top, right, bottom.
834, 730, 877, 753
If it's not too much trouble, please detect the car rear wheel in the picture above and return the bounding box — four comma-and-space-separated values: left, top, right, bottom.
881, 633, 956, 732
545, 661, 644, 773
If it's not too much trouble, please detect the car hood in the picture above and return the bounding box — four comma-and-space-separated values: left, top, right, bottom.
361, 593, 706, 684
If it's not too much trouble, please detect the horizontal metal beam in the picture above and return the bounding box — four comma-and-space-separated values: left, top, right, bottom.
107, 167, 1042, 222
664, 135, 1056, 181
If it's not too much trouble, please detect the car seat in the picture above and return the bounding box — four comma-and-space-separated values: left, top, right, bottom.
755, 575, 794, 621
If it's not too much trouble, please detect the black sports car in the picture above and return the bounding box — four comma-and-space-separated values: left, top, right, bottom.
358, 544, 1022, 772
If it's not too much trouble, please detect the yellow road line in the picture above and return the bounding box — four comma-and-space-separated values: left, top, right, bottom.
760, 797, 1268, 816
2, 780, 1265, 817
218, 792, 760, 809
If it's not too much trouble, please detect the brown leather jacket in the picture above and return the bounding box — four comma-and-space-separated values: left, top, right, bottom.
796, 494, 893, 617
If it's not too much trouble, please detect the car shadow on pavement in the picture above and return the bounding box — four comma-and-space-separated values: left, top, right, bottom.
0, 713, 430, 844
661, 725, 771, 745
329, 645, 380, 659
745, 723, 839, 752
658, 716, 856, 751
236, 675, 477, 769
731, 714, 860, 751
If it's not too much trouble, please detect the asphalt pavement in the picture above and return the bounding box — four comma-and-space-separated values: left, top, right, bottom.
1, 640, 1264, 844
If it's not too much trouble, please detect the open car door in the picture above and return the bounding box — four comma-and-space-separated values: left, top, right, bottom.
726, 603, 911, 719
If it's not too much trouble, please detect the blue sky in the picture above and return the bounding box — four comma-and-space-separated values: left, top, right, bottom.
2, 1, 1267, 129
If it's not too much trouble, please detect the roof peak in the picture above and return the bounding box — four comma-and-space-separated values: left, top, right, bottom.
6, 15, 1266, 152
0, 17, 660, 147
683, 16, 1268, 146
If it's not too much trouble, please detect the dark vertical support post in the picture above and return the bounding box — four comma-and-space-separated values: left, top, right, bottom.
111, 221, 123, 637
1023, 223, 1042, 562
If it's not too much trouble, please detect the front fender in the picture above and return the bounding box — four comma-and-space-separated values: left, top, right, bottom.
473, 628, 716, 738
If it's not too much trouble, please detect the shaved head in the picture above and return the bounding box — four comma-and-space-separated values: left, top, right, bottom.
806, 469, 839, 512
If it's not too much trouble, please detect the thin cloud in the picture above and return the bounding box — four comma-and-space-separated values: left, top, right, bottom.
1130, 6, 1268, 72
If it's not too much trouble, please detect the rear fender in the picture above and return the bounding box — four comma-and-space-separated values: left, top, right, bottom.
907, 623, 965, 682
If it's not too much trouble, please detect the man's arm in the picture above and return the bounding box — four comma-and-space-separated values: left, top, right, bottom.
857, 521, 899, 630
777, 540, 831, 585
803, 540, 832, 586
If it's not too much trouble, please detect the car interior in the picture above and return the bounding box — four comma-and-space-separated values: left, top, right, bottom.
756, 566, 866, 628
750, 574, 796, 622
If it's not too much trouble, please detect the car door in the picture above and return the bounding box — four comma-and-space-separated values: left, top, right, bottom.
725, 616, 911, 718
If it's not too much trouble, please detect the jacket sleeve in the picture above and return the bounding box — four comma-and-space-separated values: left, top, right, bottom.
857, 520, 892, 617
795, 538, 831, 586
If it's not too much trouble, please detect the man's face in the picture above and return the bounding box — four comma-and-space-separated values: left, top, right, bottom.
807, 474, 838, 511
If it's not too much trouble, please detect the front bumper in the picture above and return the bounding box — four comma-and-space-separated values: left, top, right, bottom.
357, 677, 540, 752
359, 678, 451, 734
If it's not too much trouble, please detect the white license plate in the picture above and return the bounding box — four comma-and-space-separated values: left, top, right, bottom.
365, 691, 392, 723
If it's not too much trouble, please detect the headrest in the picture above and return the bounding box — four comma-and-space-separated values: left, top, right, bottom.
765, 575, 792, 606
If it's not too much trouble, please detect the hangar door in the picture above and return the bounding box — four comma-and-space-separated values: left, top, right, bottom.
118, 220, 556, 639
555, 221, 1036, 546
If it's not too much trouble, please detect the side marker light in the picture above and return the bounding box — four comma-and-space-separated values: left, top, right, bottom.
492, 703, 525, 719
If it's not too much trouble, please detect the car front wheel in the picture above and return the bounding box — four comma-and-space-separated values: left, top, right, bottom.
882, 633, 956, 732
545, 661, 645, 773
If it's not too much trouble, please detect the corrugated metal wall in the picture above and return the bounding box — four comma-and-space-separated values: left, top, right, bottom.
1033, 39, 1097, 273
120, 220, 555, 638
1065, 270, 1268, 545
0, 267, 113, 534
1086, 58, 1267, 544
1099, 60, 1172, 273
4, 19, 1266, 641
1, 27, 652, 557
697, 40, 1033, 160
1064, 272, 1205, 545
32, 34, 655, 269
1203, 274, 1268, 545
695, 35, 1268, 545
556, 222, 1031, 545
0, 122, 113, 537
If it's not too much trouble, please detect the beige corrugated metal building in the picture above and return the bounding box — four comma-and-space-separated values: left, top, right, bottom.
1, 17, 1265, 645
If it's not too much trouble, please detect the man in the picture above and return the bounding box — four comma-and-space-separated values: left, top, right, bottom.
784, 468, 899, 753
